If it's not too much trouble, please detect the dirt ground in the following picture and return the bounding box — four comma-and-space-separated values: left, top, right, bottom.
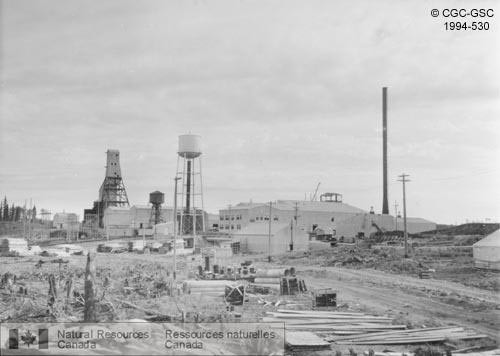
1, 245, 499, 355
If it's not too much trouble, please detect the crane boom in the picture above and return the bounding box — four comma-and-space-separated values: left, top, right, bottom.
311, 182, 321, 201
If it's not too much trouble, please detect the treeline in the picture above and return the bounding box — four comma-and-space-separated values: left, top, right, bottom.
0, 196, 37, 222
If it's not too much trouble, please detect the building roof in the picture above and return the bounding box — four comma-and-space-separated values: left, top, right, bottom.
473, 229, 500, 248
222, 200, 365, 214
235, 222, 290, 235
274, 200, 365, 214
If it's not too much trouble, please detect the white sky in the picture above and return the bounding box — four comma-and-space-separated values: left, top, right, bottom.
1, 0, 499, 224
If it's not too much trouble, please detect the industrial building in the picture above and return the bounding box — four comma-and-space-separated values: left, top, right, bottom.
219, 194, 435, 240
234, 222, 309, 255
52, 212, 79, 230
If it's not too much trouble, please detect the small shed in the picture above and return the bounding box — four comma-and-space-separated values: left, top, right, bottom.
472, 229, 500, 270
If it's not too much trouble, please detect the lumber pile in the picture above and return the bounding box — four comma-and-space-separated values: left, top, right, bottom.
331, 326, 488, 345
264, 310, 403, 335
285, 331, 331, 352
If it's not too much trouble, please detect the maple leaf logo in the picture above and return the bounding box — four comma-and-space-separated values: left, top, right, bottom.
20, 330, 37, 348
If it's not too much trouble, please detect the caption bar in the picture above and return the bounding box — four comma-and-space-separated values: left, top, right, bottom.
1, 322, 285, 355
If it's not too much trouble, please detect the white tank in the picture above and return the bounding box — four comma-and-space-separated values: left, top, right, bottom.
178, 134, 202, 158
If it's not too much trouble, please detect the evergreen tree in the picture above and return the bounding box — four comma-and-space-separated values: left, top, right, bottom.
14, 207, 22, 222
10, 203, 15, 221
2, 197, 8, 222
32, 205, 37, 222
0, 199, 3, 221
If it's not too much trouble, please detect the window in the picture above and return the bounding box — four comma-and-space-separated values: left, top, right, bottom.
331, 217, 335, 222
273, 216, 278, 221
231, 225, 234, 230
237, 224, 241, 230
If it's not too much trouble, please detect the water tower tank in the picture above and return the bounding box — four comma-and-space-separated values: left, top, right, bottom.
178, 134, 202, 159
149, 191, 165, 205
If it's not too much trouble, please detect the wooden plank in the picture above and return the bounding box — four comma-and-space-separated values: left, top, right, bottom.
286, 331, 330, 348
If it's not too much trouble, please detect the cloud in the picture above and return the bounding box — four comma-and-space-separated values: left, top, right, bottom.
1, 0, 499, 223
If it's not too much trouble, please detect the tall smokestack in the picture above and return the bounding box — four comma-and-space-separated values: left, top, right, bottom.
382, 87, 389, 214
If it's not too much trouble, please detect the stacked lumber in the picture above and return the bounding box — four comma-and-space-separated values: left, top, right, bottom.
0, 237, 29, 256
183, 280, 237, 297
285, 331, 331, 351
264, 310, 403, 335
331, 326, 488, 345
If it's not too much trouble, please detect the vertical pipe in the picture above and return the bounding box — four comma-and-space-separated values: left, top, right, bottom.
382, 87, 389, 214
268, 202, 272, 262
179, 156, 186, 236
173, 177, 180, 280
192, 160, 196, 238
199, 157, 205, 233
185, 160, 191, 214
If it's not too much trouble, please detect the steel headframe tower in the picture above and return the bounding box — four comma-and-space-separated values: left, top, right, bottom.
98, 149, 130, 227
175, 134, 205, 245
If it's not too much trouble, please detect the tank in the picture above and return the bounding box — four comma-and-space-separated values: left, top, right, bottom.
178, 134, 202, 159
149, 191, 165, 205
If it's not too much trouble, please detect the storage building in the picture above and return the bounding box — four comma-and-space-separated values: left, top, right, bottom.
473, 229, 500, 270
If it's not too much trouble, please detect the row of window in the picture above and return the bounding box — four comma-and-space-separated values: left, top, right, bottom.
220, 224, 241, 230
252, 216, 279, 221
220, 214, 243, 221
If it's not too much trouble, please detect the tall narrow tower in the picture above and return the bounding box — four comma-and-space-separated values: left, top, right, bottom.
149, 191, 164, 226
98, 149, 130, 226
382, 87, 389, 215
175, 135, 205, 245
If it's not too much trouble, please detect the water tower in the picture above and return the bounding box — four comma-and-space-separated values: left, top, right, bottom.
149, 191, 164, 226
175, 134, 205, 243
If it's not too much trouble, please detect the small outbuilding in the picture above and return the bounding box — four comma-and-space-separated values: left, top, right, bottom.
472, 229, 500, 270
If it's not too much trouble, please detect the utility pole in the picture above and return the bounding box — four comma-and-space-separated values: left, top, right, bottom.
398, 174, 410, 258
394, 201, 399, 231
268, 201, 272, 262
173, 177, 181, 280
290, 202, 299, 251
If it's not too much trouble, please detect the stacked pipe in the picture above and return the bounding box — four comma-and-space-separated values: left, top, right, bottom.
254, 268, 295, 285
183, 280, 237, 297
